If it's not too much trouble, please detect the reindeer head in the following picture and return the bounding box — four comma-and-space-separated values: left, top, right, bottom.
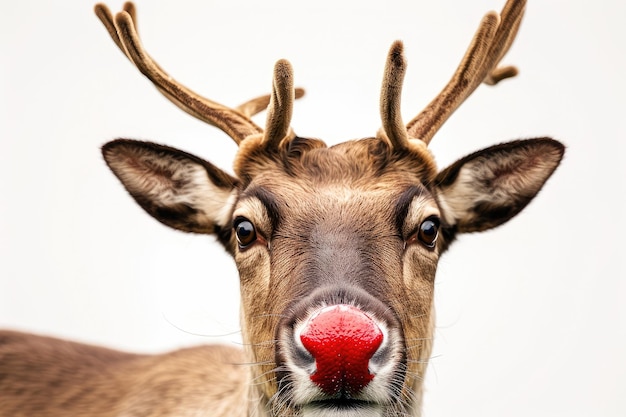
96, 1, 563, 416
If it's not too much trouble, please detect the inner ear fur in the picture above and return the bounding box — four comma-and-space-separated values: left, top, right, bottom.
102, 139, 239, 234
434, 138, 565, 233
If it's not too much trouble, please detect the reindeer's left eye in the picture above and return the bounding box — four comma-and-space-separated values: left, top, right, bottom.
417, 217, 440, 248
405, 216, 440, 249
234, 217, 257, 249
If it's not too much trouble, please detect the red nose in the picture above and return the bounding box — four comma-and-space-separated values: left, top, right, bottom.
299, 304, 383, 395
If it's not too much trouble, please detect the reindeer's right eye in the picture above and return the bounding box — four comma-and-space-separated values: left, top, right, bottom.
234, 217, 257, 248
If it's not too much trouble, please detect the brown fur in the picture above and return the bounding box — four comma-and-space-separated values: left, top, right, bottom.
0, 331, 248, 417
231, 139, 442, 407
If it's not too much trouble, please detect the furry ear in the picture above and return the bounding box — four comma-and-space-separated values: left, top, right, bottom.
102, 139, 238, 234
435, 138, 564, 233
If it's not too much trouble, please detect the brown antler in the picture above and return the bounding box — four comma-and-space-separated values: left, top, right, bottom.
236, 88, 304, 119
262, 60, 297, 148
95, 2, 302, 145
379, 41, 411, 151
406, 0, 526, 145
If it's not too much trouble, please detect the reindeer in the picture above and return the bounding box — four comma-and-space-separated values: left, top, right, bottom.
0, 1, 563, 416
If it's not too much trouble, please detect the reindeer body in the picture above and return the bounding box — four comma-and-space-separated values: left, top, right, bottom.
0, 331, 247, 416
0, 1, 564, 416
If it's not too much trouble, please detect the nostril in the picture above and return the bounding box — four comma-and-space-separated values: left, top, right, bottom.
299, 304, 383, 395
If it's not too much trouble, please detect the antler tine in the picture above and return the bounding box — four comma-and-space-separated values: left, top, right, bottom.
378, 41, 410, 151
262, 60, 296, 149
406, 0, 526, 145
95, 3, 169, 77
95, 4, 190, 106
484, 0, 525, 85
122, 2, 136, 25
236, 88, 305, 119
94, 3, 126, 54
379, 41, 409, 150
94, 3, 263, 145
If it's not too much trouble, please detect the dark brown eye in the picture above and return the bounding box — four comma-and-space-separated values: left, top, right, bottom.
417, 217, 439, 248
234, 218, 257, 248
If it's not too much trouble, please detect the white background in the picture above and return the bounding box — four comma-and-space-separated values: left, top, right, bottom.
1, 0, 624, 416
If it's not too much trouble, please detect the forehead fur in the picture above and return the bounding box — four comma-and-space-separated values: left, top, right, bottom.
233, 135, 438, 187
